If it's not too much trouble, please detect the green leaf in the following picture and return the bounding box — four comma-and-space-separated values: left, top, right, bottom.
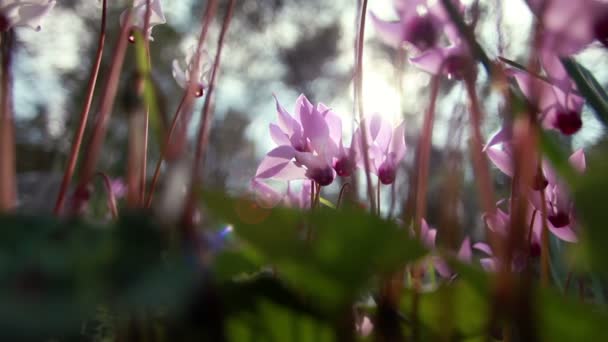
561, 58, 608, 128
202, 192, 427, 309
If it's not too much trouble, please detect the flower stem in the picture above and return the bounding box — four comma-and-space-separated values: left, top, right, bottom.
354, 0, 377, 214
54, 0, 107, 215
72, 10, 132, 213
0, 30, 15, 212
139, 0, 153, 206
183, 0, 235, 224
336, 182, 350, 209
414, 75, 440, 236
145, 93, 188, 207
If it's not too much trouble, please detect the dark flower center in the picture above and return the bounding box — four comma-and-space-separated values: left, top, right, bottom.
405, 15, 439, 51
593, 12, 608, 47
554, 110, 582, 135
307, 166, 334, 186
444, 54, 471, 80
333, 156, 354, 177
532, 171, 548, 191
378, 161, 396, 185
548, 212, 570, 228
529, 242, 541, 258
0, 15, 9, 32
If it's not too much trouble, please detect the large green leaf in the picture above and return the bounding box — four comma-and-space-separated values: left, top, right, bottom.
202, 192, 427, 309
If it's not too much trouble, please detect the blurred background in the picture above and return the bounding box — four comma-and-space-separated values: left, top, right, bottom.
12, 0, 608, 233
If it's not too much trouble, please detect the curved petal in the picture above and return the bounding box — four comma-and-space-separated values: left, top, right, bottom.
13, 0, 55, 31
369, 12, 404, 48
269, 123, 291, 146
486, 146, 514, 177
569, 149, 586, 173
273, 94, 298, 136
255, 146, 306, 180
251, 179, 283, 208
548, 224, 578, 243
172, 60, 187, 89
457, 237, 472, 263
389, 121, 406, 163
410, 47, 447, 75
473, 242, 493, 257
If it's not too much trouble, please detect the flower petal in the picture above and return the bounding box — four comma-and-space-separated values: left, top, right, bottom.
486, 146, 514, 177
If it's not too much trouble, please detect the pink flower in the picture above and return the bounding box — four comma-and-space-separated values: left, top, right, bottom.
526, 0, 608, 53
352, 114, 406, 185
172, 46, 213, 97
255, 94, 342, 186
0, 0, 56, 32
250, 179, 311, 210
120, 0, 166, 42
508, 61, 584, 136
370, 0, 463, 52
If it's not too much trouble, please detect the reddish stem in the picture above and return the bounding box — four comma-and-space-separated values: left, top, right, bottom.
354, 0, 377, 214
71, 11, 133, 213
183, 0, 236, 223
0, 29, 15, 212
414, 75, 440, 236
145, 93, 188, 207
54, 0, 107, 215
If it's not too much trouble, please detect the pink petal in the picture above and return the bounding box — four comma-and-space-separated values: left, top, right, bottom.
548, 224, 578, 243
480, 258, 497, 272
269, 123, 291, 146
369, 12, 404, 48
569, 149, 586, 173
255, 146, 306, 180
389, 121, 407, 162
485, 127, 509, 150
273, 94, 298, 136
410, 47, 447, 75
457, 237, 472, 263
433, 257, 453, 278
473, 242, 493, 256
486, 146, 514, 177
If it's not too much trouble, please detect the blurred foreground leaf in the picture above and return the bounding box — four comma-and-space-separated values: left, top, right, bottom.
0, 213, 197, 340
202, 192, 426, 310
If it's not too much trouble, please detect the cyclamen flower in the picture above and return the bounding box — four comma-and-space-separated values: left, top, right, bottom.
0, 0, 56, 32
352, 114, 406, 185
509, 66, 584, 136
485, 134, 585, 243
172, 46, 213, 97
120, 0, 166, 42
255, 94, 341, 186
370, 0, 463, 52
526, 0, 608, 53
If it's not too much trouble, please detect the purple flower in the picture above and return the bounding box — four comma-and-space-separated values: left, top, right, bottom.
255, 94, 341, 186
433, 237, 472, 279
120, 0, 166, 42
410, 43, 473, 79
172, 46, 213, 97
508, 64, 584, 136
486, 138, 584, 243
526, 0, 608, 53
352, 114, 406, 185
370, 0, 463, 52
0, 0, 56, 32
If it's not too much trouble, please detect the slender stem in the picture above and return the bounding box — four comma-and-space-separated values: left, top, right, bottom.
336, 183, 350, 209
0, 30, 15, 212
354, 0, 376, 213
139, 0, 153, 205
168, 0, 219, 162
184, 0, 236, 223
97, 171, 119, 219
145, 93, 188, 207
414, 75, 440, 236
54, 0, 107, 215
72, 10, 132, 213
539, 182, 551, 286
376, 179, 381, 217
